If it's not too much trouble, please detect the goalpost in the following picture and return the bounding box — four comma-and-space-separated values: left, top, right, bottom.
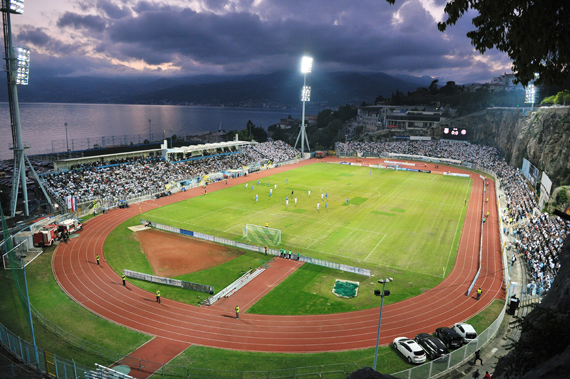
243, 224, 281, 246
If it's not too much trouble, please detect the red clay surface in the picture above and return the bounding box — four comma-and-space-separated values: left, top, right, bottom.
137, 229, 244, 277
211, 257, 304, 313
117, 337, 191, 379
52, 157, 504, 353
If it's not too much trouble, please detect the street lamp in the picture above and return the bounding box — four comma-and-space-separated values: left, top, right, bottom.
373, 277, 393, 371
64, 122, 69, 152
164, 129, 173, 148
294, 52, 313, 155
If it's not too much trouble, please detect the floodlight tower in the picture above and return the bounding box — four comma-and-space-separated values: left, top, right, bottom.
2, 0, 53, 217
525, 74, 538, 112
294, 52, 312, 154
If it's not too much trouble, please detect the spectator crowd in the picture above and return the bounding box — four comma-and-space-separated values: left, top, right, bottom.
336, 140, 570, 296
42, 141, 300, 205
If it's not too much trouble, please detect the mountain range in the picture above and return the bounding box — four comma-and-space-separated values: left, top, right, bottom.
1, 71, 435, 108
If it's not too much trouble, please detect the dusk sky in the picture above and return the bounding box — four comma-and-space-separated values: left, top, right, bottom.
12, 0, 513, 84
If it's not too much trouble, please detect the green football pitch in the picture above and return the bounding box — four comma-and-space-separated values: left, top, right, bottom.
143, 163, 471, 277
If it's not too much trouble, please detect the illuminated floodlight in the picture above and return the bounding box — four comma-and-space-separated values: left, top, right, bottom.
301, 86, 311, 102
9, 0, 25, 14
301, 56, 313, 74
15, 46, 30, 85
525, 84, 535, 104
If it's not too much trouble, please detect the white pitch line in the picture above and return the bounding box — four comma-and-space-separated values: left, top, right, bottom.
364, 234, 387, 261
444, 181, 471, 277
431, 175, 437, 181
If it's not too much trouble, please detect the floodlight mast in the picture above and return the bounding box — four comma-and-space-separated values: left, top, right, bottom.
2, 0, 29, 217
295, 52, 312, 155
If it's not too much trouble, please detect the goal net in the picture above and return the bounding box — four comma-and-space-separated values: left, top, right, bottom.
243, 224, 281, 246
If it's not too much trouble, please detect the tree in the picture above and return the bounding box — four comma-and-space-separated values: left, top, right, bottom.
428, 79, 439, 95
386, 0, 570, 86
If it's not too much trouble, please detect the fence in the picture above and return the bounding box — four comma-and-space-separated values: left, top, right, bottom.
205, 267, 265, 305
140, 219, 371, 277
124, 269, 214, 294
0, 153, 525, 378
391, 302, 507, 379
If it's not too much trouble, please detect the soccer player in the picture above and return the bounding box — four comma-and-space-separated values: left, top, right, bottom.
258, 180, 260, 185
255, 194, 258, 202
270, 188, 273, 196
321, 193, 324, 200
286, 196, 289, 206
346, 197, 349, 204
286, 179, 288, 184
325, 192, 328, 199
251, 185, 254, 190
317, 202, 320, 210
274, 184, 277, 189
308, 190, 311, 196
245, 183, 248, 188
295, 197, 297, 204
325, 202, 327, 209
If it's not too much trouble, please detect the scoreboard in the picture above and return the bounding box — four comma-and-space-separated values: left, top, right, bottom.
442, 127, 468, 141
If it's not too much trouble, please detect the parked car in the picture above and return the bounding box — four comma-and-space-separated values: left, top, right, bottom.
434, 327, 464, 349
393, 337, 427, 364
415, 333, 449, 360
453, 323, 478, 344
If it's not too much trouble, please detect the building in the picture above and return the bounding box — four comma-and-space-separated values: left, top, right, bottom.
357, 105, 445, 131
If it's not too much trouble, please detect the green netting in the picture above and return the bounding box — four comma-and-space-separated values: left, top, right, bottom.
332, 280, 359, 298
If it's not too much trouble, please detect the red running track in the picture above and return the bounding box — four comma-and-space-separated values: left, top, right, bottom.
52, 158, 503, 353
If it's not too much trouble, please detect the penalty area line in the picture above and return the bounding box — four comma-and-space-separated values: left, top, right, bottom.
364, 234, 387, 261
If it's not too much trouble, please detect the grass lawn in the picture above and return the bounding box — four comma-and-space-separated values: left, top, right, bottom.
118, 163, 470, 313
163, 345, 410, 377
466, 300, 505, 333
0, 247, 151, 367
105, 217, 271, 304
247, 263, 439, 315
143, 164, 470, 278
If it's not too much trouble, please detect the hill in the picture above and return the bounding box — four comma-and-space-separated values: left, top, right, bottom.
0, 71, 428, 108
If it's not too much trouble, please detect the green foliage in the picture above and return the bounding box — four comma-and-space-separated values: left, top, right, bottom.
388, 0, 570, 86
557, 187, 569, 204
541, 95, 556, 105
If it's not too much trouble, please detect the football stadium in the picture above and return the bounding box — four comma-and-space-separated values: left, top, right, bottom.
4, 137, 542, 379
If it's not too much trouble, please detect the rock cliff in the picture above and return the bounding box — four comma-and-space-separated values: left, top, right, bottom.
446, 107, 570, 186
493, 235, 570, 379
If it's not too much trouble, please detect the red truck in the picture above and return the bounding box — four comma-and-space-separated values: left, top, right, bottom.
33, 224, 59, 247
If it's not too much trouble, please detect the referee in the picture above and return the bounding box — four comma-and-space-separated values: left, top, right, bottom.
122, 274, 126, 286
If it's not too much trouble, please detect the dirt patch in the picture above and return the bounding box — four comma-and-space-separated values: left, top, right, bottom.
136, 229, 242, 277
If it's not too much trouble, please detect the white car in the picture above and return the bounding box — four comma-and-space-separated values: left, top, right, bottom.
393, 337, 427, 364
453, 323, 478, 344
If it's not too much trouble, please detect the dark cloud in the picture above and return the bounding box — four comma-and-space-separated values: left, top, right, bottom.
13, 0, 510, 83
57, 12, 107, 33
96, 0, 132, 19
16, 26, 86, 55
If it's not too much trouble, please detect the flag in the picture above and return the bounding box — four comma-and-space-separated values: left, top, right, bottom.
66, 196, 77, 211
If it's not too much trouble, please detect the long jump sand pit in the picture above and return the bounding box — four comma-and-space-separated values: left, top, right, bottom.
135, 229, 243, 277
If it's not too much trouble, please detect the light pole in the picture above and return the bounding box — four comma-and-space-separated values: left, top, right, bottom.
294, 52, 313, 155
373, 277, 392, 371
164, 129, 173, 148
65, 122, 69, 152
